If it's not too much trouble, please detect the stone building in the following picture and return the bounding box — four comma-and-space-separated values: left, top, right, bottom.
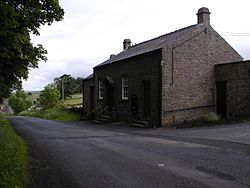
83, 7, 243, 127
82, 74, 94, 113
215, 60, 250, 118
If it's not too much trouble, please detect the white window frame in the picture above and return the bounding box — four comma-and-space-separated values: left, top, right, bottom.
122, 76, 128, 100
98, 80, 103, 100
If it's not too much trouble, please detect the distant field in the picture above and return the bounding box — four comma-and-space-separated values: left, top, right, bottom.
25, 92, 83, 107
71, 94, 82, 99
64, 93, 82, 107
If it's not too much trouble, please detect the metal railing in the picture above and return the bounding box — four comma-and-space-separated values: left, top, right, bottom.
96, 106, 109, 117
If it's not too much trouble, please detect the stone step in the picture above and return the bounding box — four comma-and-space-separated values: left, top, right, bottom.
80, 115, 91, 120
92, 119, 103, 124
131, 119, 152, 128
92, 115, 112, 124
98, 118, 110, 122
100, 115, 112, 120
130, 123, 146, 128
134, 120, 149, 126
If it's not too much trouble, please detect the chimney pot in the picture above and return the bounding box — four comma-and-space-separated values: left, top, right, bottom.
123, 39, 131, 50
197, 7, 210, 26
110, 54, 115, 59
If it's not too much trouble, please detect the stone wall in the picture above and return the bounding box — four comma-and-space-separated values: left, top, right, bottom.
161, 24, 243, 127
94, 50, 162, 125
83, 78, 94, 114
215, 61, 250, 118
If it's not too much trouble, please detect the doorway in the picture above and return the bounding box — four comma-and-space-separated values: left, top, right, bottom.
106, 85, 114, 109
104, 77, 115, 110
143, 80, 151, 116
90, 86, 94, 111
216, 81, 227, 118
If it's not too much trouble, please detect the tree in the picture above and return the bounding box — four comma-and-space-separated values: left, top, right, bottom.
75, 77, 83, 94
0, 0, 64, 102
39, 84, 60, 109
54, 74, 77, 100
8, 90, 32, 114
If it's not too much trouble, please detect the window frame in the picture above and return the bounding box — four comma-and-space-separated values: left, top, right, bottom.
98, 80, 104, 100
121, 76, 129, 100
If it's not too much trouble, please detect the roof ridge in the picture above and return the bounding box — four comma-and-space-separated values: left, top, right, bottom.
95, 24, 198, 68
130, 24, 197, 48
84, 74, 93, 80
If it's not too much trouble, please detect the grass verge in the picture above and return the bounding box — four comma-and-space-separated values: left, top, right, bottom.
19, 108, 80, 121
0, 114, 28, 188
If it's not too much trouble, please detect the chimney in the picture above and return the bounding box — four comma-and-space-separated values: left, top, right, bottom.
110, 54, 115, 59
197, 7, 210, 26
123, 39, 131, 50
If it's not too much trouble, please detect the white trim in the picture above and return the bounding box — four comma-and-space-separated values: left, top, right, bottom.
122, 76, 128, 100
98, 81, 103, 99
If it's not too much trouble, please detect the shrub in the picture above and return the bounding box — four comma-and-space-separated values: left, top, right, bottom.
8, 90, 32, 114
19, 108, 80, 121
39, 84, 60, 109
18, 110, 42, 118
42, 108, 80, 121
205, 112, 221, 123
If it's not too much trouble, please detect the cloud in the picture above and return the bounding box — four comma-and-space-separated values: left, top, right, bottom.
23, 0, 250, 90
23, 58, 94, 91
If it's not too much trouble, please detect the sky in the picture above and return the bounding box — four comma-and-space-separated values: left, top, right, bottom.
23, 0, 250, 91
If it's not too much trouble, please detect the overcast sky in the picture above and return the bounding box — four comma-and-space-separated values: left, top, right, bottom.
23, 0, 250, 91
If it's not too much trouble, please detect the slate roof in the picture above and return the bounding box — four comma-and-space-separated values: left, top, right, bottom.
95, 24, 197, 68
84, 74, 93, 80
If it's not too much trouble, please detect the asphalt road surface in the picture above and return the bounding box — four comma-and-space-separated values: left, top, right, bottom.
9, 116, 250, 188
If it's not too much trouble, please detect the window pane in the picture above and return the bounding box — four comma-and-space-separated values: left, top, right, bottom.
122, 76, 128, 100
99, 81, 103, 99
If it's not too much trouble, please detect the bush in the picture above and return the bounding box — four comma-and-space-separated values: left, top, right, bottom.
39, 84, 60, 109
205, 112, 221, 123
19, 108, 80, 121
8, 90, 32, 114
0, 114, 28, 187
18, 110, 42, 118
42, 108, 80, 121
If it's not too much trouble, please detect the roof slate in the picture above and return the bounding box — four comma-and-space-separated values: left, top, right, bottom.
84, 74, 93, 80
95, 24, 197, 68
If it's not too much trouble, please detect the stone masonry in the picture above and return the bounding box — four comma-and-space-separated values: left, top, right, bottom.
94, 50, 162, 125
161, 24, 242, 127
215, 61, 250, 118
83, 76, 94, 114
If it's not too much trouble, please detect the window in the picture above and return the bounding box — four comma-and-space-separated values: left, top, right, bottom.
98, 81, 103, 99
122, 76, 128, 100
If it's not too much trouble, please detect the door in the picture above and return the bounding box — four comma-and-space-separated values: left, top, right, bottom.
107, 85, 114, 109
216, 81, 227, 118
90, 86, 94, 111
143, 80, 151, 116
103, 77, 115, 110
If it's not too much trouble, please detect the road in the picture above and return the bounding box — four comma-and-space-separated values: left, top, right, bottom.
9, 116, 250, 188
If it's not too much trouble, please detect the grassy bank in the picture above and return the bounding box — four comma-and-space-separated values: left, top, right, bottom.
0, 114, 28, 188
19, 108, 80, 121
